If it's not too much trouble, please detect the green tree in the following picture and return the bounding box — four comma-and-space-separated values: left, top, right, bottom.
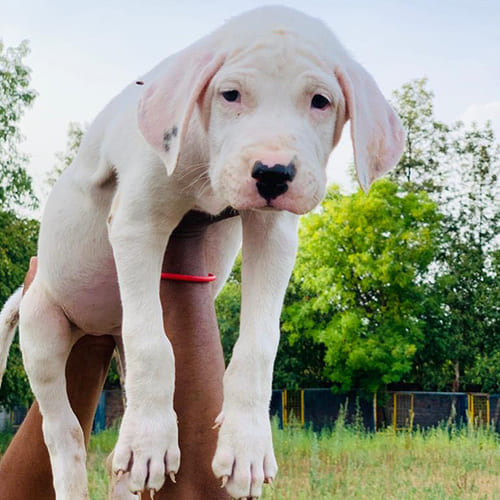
389, 78, 454, 200
0, 40, 39, 409
0, 212, 38, 408
430, 240, 499, 392
283, 181, 441, 393
432, 123, 500, 391
390, 79, 500, 392
452, 122, 499, 249
0, 40, 37, 211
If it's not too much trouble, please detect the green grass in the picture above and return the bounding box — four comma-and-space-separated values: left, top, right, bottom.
265, 420, 500, 499
2, 421, 499, 499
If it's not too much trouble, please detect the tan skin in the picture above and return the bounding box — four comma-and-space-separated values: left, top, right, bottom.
0, 213, 231, 499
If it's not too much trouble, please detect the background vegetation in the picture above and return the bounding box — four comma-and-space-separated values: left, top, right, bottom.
0, 40, 38, 408
0, 43, 499, 411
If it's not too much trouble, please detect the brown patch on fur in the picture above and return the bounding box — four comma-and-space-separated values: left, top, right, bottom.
272, 27, 290, 35
7, 311, 19, 330
70, 427, 84, 446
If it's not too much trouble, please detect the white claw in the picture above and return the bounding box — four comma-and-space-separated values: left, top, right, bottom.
221, 475, 229, 488
149, 489, 155, 499
116, 469, 124, 480
169, 471, 176, 484
266, 476, 274, 488
136, 493, 142, 500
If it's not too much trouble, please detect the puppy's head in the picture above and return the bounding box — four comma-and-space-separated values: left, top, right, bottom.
138, 6, 404, 214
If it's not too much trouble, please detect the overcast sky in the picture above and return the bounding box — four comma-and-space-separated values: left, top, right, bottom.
2, 0, 499, 202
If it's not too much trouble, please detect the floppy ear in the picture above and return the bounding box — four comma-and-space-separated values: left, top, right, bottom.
335, 59, 405, 192
137, 44, 225, 175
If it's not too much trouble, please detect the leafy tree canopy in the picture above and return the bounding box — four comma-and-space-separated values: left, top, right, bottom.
0, 40, 39, 408
283, 181, 441, 393
0, 211, 38, 408
0, 40, 37, 211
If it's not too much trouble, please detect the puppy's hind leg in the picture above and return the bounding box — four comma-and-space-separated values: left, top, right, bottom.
20, 282, 89, 500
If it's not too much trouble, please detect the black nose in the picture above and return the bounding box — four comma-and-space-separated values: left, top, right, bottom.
251, 161, 297, 202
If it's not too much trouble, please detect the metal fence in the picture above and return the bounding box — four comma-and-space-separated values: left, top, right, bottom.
3, 389, 498, 433
272, 389, 376, 431
270, 389, 500, 432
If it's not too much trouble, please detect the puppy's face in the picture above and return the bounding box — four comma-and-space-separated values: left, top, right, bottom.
205, 34, 344, 215
138, 9, 402, 207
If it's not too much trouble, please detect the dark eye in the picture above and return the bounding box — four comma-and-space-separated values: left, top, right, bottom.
311, 94, 330, 109
221, 90, 240, 102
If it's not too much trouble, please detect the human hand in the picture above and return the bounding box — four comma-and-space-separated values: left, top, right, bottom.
23, 257, 38, 294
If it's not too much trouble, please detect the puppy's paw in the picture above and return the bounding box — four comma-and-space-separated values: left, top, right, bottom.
212, 410, 277, 499
112, 408, 180, 495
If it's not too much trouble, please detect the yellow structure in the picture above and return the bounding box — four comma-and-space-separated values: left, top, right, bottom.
392, 392, 414, 431
467, 393, 490, 426
282, 389, 305, 427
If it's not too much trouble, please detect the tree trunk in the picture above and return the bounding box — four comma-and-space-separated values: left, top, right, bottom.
452, 361, 460, 392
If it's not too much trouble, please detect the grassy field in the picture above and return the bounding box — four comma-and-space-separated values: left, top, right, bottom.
2, 419, 499, 499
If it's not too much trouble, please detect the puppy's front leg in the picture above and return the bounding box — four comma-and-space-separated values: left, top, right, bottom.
212, 210, 299, 499
107, 185, 187, 495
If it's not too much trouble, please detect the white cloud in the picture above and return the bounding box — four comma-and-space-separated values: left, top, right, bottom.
460, 101, 500, 138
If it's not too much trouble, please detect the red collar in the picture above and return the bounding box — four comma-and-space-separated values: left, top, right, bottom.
160, 272, 216, 283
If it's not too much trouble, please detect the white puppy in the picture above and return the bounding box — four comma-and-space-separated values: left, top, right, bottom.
0, 6, 403, 499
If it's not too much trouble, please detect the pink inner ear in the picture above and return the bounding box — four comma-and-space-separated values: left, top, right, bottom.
137, 46, 225, 175
335, 60, 405, 192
